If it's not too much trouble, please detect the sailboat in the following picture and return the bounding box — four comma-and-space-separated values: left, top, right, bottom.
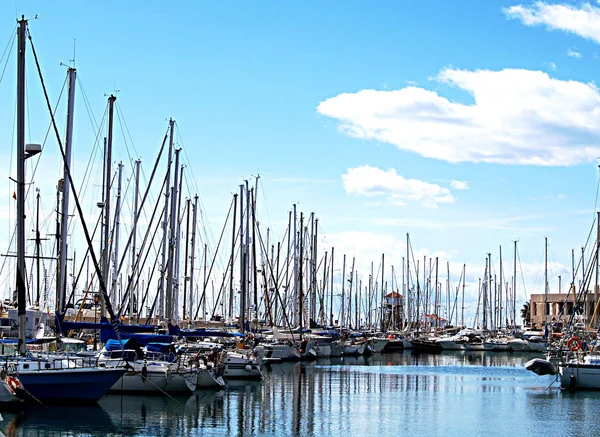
3, 16, 126, 405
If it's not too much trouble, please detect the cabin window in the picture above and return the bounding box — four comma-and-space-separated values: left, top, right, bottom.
23, 364, 29, 369
45, 363, 50, 369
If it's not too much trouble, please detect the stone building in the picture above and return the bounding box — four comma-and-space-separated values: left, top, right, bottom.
529, 289, 600, 329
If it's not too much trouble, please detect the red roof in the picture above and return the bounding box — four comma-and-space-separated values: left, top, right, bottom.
385, 292, 404, 298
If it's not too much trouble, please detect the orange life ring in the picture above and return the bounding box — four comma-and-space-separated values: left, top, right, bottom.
567, 336, 582, 351
5, 376, 22, 395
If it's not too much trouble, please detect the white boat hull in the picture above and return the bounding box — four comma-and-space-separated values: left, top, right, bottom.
560, 364, 600, 389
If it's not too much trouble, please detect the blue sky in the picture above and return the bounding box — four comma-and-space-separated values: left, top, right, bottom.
2, 1, 600, 327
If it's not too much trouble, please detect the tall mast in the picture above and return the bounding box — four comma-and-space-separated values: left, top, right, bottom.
165, 148, 181, 321
56, 66, 76, 316
322, 251, 328, 326
158, 119, 174, 318
229, 193, 237, 320
251, 188, 258, 320
406, 233, 411, 329
513, 241, 517, 329
183, 198, 191, 320
293, 204, 298, 326
101, 94, 116, 316
499, 246, 503, 330
16, 17, 27, 354
341, 254, 346, 328
34, 190, 44, 307
130, 158, 141, 319
298, 212, 304, 330
239, 184, 245, 332
174, 164, 184, 320
544, 237, 548, 328
329, 247, 334, 326
312, 218, 318, 325
381, 253, 385, 331
461, 264, 466, 327
245, 181, 250, 326
111, 162, 123, 306
190, 195, 198, 320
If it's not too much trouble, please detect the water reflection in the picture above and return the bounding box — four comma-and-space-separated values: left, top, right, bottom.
0, 351, 585, 436
1, 405, 117, 436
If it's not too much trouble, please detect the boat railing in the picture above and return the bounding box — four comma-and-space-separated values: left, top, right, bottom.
0, 353, 107, 373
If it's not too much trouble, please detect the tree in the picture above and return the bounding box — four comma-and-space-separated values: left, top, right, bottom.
520, 302, 531, 326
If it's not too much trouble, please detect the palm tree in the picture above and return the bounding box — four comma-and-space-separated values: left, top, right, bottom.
520, 302, 531, 326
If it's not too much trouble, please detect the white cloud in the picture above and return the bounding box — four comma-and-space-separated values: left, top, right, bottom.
546, 61, 557, 70
450, 180, 469, 190
317, 67, 600, 166
568, 48, 583, 58
341, 166, 455, 208
505, 2, 600, 44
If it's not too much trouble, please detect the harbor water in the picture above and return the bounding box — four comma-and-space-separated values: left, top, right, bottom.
0, 351, 595, 436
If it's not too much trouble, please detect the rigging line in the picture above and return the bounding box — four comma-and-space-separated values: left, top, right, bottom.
73, 99, 108, 202
0, 75, 67, 285
112, 127, 170, 288
118, 201, 166, 317
28, 27, 117, 321
114, 102, 140, 163
593, 165, 600, 220
175, 125, 217, 242
115, 174, 168, 317
258, 177, 275, 238
193, 196, 235, 320
114, 104, 135, 173
0, 27, 16, 85
75, 74, 100, 133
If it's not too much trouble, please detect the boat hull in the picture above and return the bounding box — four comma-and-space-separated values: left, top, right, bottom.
17, 367, 125, 404
560, 364, 600, 389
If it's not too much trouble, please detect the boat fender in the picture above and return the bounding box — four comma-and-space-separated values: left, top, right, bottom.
141, 364, 148, 381
569, 375, 577, 390
245, 364, 252, 371
567, 337, 582, 352
0, 368, 6, 380
5, 376, 22, 395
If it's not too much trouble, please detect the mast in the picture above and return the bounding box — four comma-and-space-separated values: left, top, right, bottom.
229, 193, 237, 320
298, 212, 304, 330
158, 119, 174, 318
381, 253, 385, 331
293, 204, 298, 326
174, 164, 184, 320
202, 243, 207, 321
251, 188, 258, 322
499, 246, 503, 330
56, 66, 76, 316
322, 251, 328, 326
34, 190, 42, 306
111, 162, 123, 306
245, 181, 250, 327
461, 264, 466, 327
101, 94, 116, 317
513, 241, 517, 330
190, 195, 198, 320
165, 148, 181, 321
544, 237, 548, 328
16, 17, 27, 355
183, 198, 191, 320
239, 184, 245, 332
406, 233, 411, 330
329, 247, 334, 327
341, 254, 346, 329
130, 158, 141, 319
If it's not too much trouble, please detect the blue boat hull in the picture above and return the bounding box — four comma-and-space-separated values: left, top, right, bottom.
17, 368, 126, 405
